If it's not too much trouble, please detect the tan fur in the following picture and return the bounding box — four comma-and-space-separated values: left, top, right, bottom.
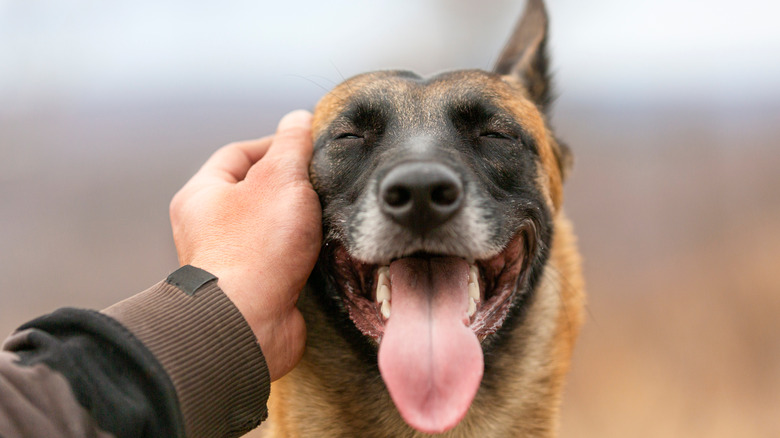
267, 73, 584, 437
268, 2, 583, 434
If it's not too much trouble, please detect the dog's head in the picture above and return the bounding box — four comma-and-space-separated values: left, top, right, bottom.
308, 0, 571, 433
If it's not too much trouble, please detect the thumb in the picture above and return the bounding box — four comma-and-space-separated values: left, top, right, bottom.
263, 110, 314, 165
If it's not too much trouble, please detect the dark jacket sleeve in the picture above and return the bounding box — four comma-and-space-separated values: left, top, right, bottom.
0, 265, 271, 438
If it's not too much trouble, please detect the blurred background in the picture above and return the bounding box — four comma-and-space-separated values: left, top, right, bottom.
2, 0, 778, 436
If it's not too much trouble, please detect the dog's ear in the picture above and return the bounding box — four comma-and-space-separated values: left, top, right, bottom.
495, 0, 572, 181
493, 0, 551, 112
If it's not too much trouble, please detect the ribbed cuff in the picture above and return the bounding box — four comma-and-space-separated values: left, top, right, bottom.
102, 266, 270, 438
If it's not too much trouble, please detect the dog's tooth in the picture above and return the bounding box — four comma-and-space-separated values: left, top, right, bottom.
469, 264, 479, 285
467, 297, 477, 318
468, 281, 480, 302
377, 284, 391, 303
377, 267, 390, 288
377, 266, 392, 319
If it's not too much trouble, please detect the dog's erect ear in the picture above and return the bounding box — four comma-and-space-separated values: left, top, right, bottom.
493, 0, 551, 112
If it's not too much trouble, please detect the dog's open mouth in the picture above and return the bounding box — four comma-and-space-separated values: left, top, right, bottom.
330, 232, 526, 343
325, 231, 528, 433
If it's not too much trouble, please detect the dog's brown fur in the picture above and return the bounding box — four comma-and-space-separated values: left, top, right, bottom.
266, 1, 583, 436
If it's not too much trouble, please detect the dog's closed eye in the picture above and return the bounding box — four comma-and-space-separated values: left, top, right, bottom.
480, 131, 516, 140
335, 133, 363, 140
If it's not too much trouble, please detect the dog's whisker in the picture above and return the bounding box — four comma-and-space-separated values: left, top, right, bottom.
284, 73, 332, 94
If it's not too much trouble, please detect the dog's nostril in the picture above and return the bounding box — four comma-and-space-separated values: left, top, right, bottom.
431, 183, 459, 206
383, 185, 412, 208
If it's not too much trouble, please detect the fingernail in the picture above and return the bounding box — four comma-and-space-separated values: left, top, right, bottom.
278, 109, 313, 131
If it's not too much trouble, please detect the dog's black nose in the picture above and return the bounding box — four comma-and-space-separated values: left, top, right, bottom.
379, 162, 463, 232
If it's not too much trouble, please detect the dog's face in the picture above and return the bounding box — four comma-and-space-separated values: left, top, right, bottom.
307, 0, 572, 434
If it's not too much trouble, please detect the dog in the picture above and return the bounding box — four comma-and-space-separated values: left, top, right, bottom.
265, 0, 584, 436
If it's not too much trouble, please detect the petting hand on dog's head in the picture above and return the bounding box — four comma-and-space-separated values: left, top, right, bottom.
169, 109, 322, 381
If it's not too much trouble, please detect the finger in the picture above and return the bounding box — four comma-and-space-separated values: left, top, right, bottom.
261, 110, 314, 172
196, 136, 274, 184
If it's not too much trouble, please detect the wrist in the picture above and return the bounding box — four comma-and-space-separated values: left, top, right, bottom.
185, 264, 261, 335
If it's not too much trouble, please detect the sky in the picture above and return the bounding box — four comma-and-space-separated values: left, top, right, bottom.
2, 0, 779, 113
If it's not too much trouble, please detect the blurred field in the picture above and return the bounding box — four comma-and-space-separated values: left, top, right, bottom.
558, 105, 780, 437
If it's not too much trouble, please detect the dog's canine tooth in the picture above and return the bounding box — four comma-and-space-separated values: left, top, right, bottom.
468, 265, 480, 302
381, 299, 391, 319
378, 266, 390, 285
377, 267, 391, 303
468, 263, 480, 317
377, 266, 392, 319
468, 282, 480, 302
377, 284, 391, 303
468, 264, 478, 284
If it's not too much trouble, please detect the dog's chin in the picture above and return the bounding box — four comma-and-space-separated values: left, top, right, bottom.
326, 231, 528, 345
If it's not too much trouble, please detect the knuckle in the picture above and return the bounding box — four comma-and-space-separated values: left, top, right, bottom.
221, 141, 241, 150
213, 144, 235, 160
169, 191, 184, 219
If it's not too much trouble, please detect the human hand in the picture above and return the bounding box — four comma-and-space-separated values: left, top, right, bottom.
169, 110, 321, 381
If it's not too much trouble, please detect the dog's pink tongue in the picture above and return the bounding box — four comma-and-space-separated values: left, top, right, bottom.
378, 257, 483, 434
